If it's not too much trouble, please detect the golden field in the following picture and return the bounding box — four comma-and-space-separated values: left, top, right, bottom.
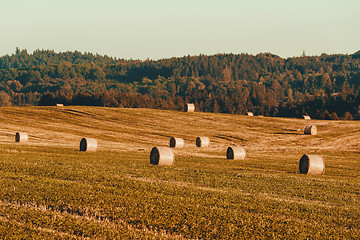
0, 106, 359, 239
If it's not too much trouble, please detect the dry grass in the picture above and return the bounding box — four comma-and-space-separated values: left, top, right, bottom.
0, 106, 359, 239
1, 106, 360, 153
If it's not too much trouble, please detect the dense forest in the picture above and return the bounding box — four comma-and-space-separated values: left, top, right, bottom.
1, 48, 360, 119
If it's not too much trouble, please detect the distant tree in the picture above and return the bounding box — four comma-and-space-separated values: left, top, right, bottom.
38, 92, 56, 106
343, 112, 353, 120
330, 112, 339, 120
0, 91, 12, 106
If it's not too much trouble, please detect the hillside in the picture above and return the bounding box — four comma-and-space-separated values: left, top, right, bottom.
0, 106, 359, 238
1, 106, 360, 154
1, 49, 360, 119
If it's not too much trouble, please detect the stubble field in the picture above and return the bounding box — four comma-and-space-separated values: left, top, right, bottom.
0, 106, 359, 239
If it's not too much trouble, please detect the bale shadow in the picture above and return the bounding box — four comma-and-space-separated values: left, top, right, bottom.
274, 132, 302, 135
215, 134, 245, 142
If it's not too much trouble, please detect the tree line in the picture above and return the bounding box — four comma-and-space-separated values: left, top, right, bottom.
1, 48, 360, 119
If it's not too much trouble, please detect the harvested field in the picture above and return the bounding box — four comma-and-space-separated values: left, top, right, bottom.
0, 106, 359, 239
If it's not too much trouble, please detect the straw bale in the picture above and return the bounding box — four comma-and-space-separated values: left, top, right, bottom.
226, 145, 246, 160
170, 137, 184, 148
80, 137, 98, 152
196, 137, 210, 147
150, 146, 174, 166
304, 125, 317, 135
299, 154, 325, 175
185, 103, 195, 112
15, 132, 28, 142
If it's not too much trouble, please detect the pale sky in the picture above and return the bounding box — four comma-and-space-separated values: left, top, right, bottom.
0, 0, 359, 60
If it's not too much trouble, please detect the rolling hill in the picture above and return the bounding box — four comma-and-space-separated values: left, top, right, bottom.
2, 49, 360, 119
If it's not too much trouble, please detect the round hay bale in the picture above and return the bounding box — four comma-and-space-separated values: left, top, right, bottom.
196, 137, 210, 147
304, 125, 317, 135
303, 115, 311, 120
15, 132, 28, 142
185, 103, 195, 112
247, 112, 254, 116
150, 146, 174, 166
79, 138, 98, 152
169, 137, 184, 148
226, 146, 246, 160
299, 154, 325, 175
